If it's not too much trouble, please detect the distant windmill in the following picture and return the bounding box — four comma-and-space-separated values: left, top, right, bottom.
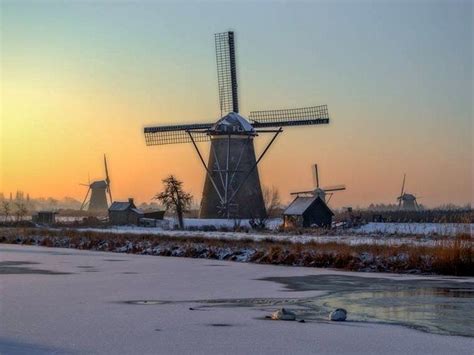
291, 164, 346, 203
144, 31, 330, 219
396, 174, 419, 210
80, 155, 113, 213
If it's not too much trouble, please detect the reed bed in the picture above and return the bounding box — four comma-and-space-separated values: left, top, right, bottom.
0, 228, 472, 276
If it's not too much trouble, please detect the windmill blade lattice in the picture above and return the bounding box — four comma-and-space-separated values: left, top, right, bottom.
322, 184, 346, 192
104, 154, 113, 203
250, 105, 329, 128
144, 123, 214, 146
215, 31, 239, 115
314, 164, 320, 188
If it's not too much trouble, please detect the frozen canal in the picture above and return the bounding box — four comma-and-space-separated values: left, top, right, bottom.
1, 244, 473, 354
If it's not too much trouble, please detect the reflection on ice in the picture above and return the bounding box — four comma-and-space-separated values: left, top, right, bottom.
262, 275, 474, 337
125, 275, 474, 337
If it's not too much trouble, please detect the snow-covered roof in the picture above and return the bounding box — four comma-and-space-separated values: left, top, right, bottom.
283, 196, 318, 216
131, 208, 144, 215
109, 201, 132, 212
211, 112, 255, 134
109, 199, 144, 214
283, 196, 334, 216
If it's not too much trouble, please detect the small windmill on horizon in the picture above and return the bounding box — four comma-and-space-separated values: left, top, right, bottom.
80, 155, 112, 213
291, 164, 346, 203
396, 173, 419, 210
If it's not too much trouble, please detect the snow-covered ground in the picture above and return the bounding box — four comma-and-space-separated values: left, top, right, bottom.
355, 222, 473, 236
77, 227, 451, 246
1, 244, 472, 354
74, 221, 473, 247
171, 219, 473, 236
169, 217, 283, 230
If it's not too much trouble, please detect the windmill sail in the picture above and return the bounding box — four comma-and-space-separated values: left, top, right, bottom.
104, 154, 112, 203
250, 105, 329, 128
313, 164, 319, 188
215, 31, 239, 115
80, 187, 90, 210
144, 123, 213, 146
321, 184, 346, 192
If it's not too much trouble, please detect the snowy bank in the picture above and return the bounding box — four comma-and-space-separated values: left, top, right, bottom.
354, 222, 473, 236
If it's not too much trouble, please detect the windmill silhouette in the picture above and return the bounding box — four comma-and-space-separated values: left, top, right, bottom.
291, 164, 346, 203
396, 174, 419, 210
80, 155, 113, 213
144, 31, 331, 218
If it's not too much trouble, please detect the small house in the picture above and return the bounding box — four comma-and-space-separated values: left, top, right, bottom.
32, 211, 57, 225
283, 196, 334, 228
108, 198, 144, 225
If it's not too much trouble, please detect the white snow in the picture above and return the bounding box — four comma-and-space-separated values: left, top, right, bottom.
354, 222, 473, 236
1, 244, 472, 354
73, 222, 472, 247
168, 217, 283, 230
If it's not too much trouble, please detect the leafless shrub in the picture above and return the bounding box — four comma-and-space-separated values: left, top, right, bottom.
1, 201, 11, 222
0, 228, 472, 276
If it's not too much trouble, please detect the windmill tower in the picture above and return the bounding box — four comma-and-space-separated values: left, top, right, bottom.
291, 164, 346, 203
396, 174, 419, 210
144, 31, 331, 219
80, 155, 113, 213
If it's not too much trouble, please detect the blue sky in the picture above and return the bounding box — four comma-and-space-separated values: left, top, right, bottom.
1, 0, 472, 206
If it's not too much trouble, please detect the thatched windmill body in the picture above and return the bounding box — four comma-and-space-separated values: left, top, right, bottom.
80, 155, 113, 213
144, 31, 331, 219
397, 174, 419, 210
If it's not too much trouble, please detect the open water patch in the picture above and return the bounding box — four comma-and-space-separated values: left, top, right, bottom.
122, 275, 474, 337
260, 274, 474, 337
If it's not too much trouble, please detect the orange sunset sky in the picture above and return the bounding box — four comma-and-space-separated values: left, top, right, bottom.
1, 1, 472, 208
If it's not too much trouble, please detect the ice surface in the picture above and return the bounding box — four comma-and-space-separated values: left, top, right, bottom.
1, 244, 473, 354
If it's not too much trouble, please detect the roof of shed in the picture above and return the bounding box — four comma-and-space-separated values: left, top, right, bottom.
131, 208, 144, 215
283, 196, 334, 216
109, 201, 132, 212
283, 196, 317, 215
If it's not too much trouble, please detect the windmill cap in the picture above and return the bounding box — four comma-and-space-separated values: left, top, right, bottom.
90, 180, 107, 189
211, 112, 255, 135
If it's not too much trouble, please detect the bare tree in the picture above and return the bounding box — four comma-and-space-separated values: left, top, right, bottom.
154, 175, 192, 229
2, 201, 11, 222
14, 201, 28, 222
263, 185, 281, 218
251, 186, 281, 229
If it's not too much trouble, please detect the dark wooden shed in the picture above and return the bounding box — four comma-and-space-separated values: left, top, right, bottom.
143, 210, 165, 220
32, 211, 57, 225
283, 196, 334, 228
108, 198, 144, 225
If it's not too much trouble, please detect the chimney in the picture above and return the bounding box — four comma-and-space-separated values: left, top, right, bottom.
128, 198, 134, 205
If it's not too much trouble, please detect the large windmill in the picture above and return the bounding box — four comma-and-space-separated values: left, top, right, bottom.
291, 164, 346, 203
396, 174, 419, 210
144, 31, 330, 219
80, 155, 113, 213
